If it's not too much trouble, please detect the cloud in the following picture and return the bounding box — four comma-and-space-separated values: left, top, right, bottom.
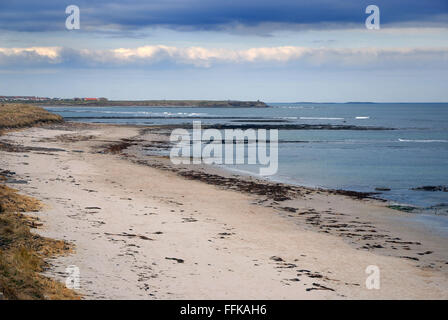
0, 47, 62, 66
0, 0, 447, 33
1, 45, 447, 69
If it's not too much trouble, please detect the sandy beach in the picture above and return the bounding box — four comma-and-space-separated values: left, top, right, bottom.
1, 122, 447, 299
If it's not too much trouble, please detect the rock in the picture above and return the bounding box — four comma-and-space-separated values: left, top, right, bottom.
165, 257, 184, 263
281, 207, 298, 213
270, 256, 284, 262
375, 187, 391, 191
411, 185, 448, 192
387, 205, 417, 212
138, 235, 153, 241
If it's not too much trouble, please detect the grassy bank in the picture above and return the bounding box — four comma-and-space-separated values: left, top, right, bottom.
0, 105, 78, 300
0, 184, 78, 299
0, 103, 63, 131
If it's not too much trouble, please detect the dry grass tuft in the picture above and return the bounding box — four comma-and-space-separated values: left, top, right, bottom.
0, 183, 79, 300
0, 103, 63, 130
0, 186, 79, 300
0, 185, 41, 213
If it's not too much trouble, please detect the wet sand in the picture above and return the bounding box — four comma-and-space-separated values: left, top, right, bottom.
1, 122, 447, 299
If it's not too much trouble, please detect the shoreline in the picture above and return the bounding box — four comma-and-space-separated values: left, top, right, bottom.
206, 164, 448, 218
1, 121, 447, 299
136, 124, 444, 211
128, 126, 448, 256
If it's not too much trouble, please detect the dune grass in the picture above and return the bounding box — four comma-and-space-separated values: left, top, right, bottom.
0, 103, 63, 131
0, 184, 79, 299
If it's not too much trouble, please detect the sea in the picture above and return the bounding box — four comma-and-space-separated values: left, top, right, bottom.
45, 103, 448, 231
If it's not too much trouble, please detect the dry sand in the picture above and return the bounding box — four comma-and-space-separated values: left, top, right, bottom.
1, 123, 447, 299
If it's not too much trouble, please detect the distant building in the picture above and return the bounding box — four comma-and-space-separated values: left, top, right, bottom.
0, 95, 107, 102
0, 95, 50, 101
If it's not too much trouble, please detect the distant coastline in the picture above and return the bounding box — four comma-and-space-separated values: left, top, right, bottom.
271, 102, 448, 104
35, 100, 269, 108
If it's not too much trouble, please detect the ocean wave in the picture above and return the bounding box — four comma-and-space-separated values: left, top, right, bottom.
299, 117, 344, 120
276, 106, 315, 109
355, 116, 370, 119
59, 110, 209, 117
398, 138, 448, 143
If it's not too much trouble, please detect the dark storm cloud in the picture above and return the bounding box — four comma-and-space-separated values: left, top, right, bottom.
0, 0, 447, 33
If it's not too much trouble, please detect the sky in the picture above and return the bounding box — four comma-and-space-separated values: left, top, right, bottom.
0, 0, 447, 102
